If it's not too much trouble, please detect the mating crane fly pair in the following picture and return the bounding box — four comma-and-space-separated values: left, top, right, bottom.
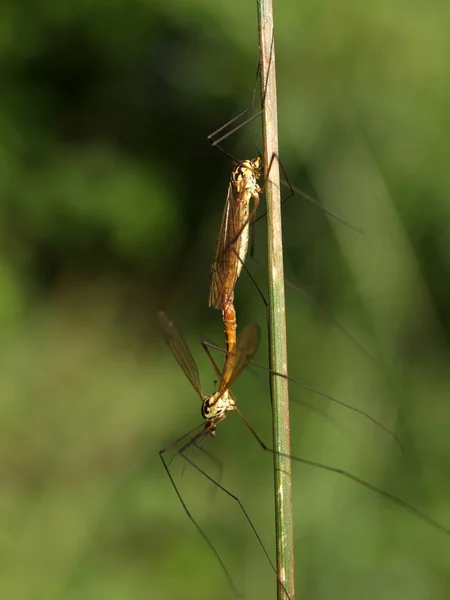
158, 65, 450, 597
159, 154, 264, 438
158, 151, 450, 598
158, 152, 290, 597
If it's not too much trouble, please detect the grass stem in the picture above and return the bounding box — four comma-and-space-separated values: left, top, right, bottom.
256, 1, 295, 598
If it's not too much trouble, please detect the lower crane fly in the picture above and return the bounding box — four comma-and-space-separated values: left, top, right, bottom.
159, 310, 260, 437
158, 310, 291, 598
158, 312, 450, 597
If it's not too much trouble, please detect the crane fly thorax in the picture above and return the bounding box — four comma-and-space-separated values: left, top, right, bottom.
231, 157, 262, 198
201, 390, 235, 422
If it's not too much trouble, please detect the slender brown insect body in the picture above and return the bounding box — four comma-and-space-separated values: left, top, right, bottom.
158, 311, 294, 597
158, 311, 260, 436
209, 157, 262, 391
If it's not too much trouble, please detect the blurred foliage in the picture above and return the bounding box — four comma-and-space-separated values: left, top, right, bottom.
1, 1, 450, 599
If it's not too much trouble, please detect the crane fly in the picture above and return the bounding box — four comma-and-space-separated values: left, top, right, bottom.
158, 310, 292, 598
158, 312, 450, 598
209, 156, 262, 392
206, 58, 377, 380
158, 310, 260, 438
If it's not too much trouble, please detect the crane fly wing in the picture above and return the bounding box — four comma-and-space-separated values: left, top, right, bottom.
218, 324, 261, 394
209, 161, 261, 310
158, 311, 204, 400
209, 181, 237, 309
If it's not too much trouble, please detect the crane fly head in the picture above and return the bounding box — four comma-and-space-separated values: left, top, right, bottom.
201, 390, 236, 437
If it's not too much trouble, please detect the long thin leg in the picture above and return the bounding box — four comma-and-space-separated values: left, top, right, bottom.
247, 363, 340, 422
202, 336, 404, 453
241, 156, 374, 371
232, 406, 450, 536
179, 450, 292, 600
207, 61, 262, 162
163, 422, 207, 469
225, 168, 378, 369
207, 64, 370, 372
206, 249, 397, 448
250, 255, 380, 368
159, 445, 243, 598
207, 30, 276, 159
190, 445, 225, 506
180, 429, 212, 477
253, 151, 363, 232
207, 48, 362, 233
182, 440, 224, 480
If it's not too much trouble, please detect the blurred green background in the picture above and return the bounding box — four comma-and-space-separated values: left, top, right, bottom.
1, 1, 450, 599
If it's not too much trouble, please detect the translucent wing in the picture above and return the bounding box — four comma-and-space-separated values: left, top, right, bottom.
218, 324, 260, 395
158, 311, 204, 400
209, 181, 238, 309
209, 180, 253, 309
